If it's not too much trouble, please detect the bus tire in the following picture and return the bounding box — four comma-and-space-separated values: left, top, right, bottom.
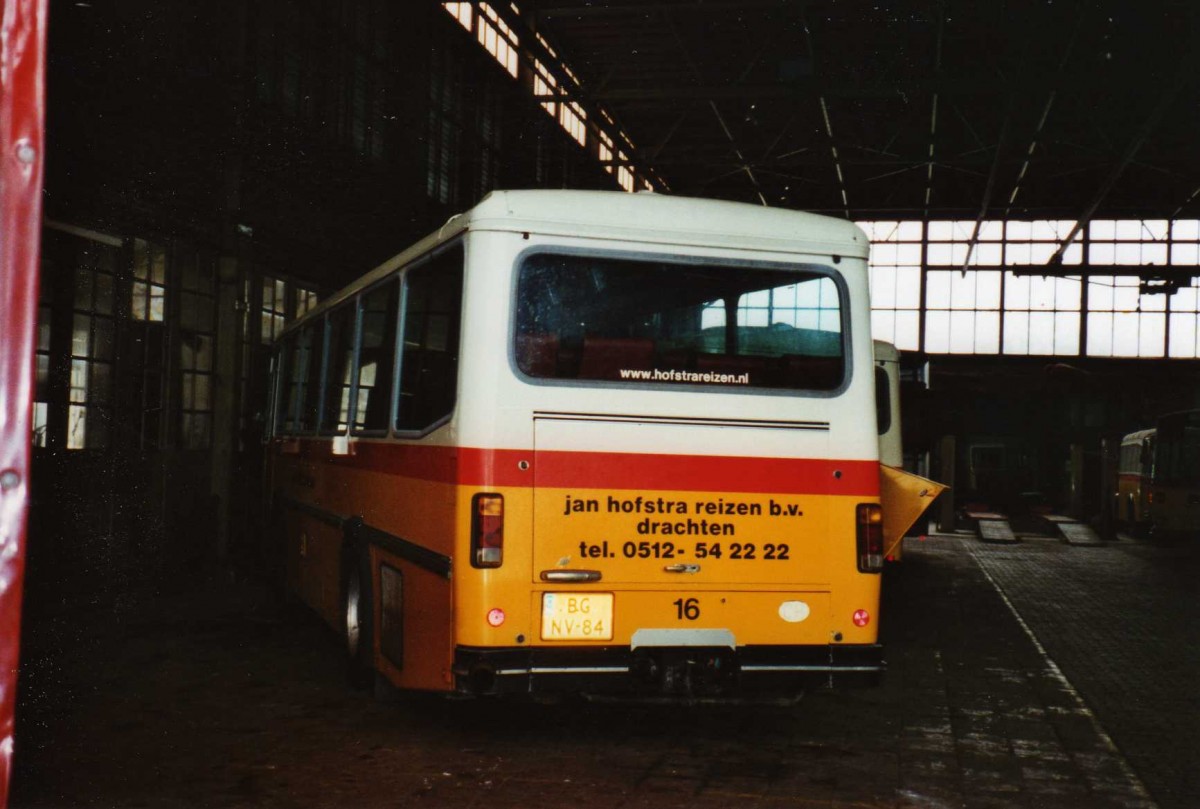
343, 544, 374, 690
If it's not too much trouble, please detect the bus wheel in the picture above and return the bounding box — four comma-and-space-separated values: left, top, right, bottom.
343, 548, 374, 690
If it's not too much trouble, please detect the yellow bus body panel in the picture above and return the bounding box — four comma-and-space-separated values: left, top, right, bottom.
879, 465, 947, 561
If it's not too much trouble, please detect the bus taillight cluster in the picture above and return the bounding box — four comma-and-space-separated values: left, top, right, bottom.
472, 494, 505, 568
856, 503, 884, 573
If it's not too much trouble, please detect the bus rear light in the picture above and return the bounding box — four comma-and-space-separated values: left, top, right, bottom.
486, 608, 506, 627
856, 503, 884, 573
852, 609, 871, 627
472, 493, 504, 568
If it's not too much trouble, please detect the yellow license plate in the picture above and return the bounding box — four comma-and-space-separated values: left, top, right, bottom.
540, 592, 614, 641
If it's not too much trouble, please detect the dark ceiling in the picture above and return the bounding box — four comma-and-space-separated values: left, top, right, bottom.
526, 0, 1199, 222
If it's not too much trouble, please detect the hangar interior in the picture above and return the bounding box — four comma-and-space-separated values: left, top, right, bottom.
31, 0, 1199, 603
13, 1, 1200, 807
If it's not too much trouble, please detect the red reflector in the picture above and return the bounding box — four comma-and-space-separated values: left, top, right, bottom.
487, 608, 506, 627
852, 609, 870, 627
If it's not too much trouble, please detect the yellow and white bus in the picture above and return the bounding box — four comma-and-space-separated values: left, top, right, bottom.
872, 341, 945, 563
1116, 427, 1155, 531
267, 190, 923, 697
1147, 410, 1200, 538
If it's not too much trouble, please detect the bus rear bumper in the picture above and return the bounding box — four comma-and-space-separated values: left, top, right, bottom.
452, 644, 884, 697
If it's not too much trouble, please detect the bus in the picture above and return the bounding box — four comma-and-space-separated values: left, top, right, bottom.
873, 340, 945, 563
1148, 410, 1200, 538
1116, 428, 1155, 531
266, 189, 929, 697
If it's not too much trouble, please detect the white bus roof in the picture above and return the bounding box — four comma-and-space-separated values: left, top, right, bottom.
1121, 428, 1156, 444
281, 190, 869, 338
463, 190, 869, 257
872, 340, 900, 362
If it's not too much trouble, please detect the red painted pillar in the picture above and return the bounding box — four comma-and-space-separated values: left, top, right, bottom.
0, 0, 47, 803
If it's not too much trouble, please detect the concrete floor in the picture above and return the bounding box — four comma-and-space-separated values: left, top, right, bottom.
10, 532, 1193, 808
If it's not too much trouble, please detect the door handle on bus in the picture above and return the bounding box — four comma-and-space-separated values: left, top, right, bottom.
663, 563, 701, 574
540, 569, 602, 583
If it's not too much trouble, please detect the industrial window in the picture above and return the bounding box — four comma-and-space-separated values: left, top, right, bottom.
396, 247, 464, 432
1088, 219, 1168, 267
1002, 274, 1081, 356
33, 279, 51, 448
445, 2, 472, 31
178, 251, 217, 449
253, 0, 389, 161
354, 279, 400, 433
295, 287, 320, 319
559, 101, 587, 148
476, 3, 519, 78
924, 220, 1003, 353
475, 82, 504, 199
427, 42, 464, 206
859, 217, 1200, 358
597, 131, 614, 175
132, 238, 167, 322
68, 242, 118, 450
533, 57, 558, 118
261, 276, 288, 344
126, 238, 170, 450
33, 296, 50, 446
616, 151, 634, 193
1168, 278, 1200, 359
442, 1, 654, 194
861, 221, 922, 352
1085, 276, 1166, 358
1001, 221, 1082, 356
282, 326, 320, 433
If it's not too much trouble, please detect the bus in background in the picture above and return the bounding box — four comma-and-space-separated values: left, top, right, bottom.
873, 340, 945, 563
1116, 428, 1155, 533
1148, 410, 1200, 538
267, 190, 933, 698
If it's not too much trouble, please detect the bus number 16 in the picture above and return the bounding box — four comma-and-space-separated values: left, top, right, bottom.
672, 597, 700, 621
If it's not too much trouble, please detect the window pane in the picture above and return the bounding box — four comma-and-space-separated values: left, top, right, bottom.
323, 302, 359, 433
515, 253, 845, 392
354, 281, 399, 432
396, 247, 464, 431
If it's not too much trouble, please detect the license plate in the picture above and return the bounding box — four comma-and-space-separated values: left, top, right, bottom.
541, 592, 614, 641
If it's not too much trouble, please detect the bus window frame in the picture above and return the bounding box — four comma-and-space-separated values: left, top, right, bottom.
387, 240, 466, 440
874, 364, 891, 436
350, 275, 397, 438
319, 297, 363, 437
282, 321, 325, 436
507, 245, 855, 399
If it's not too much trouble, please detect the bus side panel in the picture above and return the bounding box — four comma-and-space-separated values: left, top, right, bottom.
283, 511, 345, 632
454, 484, 535, 649
372, 546, 455, 692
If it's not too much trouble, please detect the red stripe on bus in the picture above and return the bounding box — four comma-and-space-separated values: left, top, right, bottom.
287, 440, 880, 496
526, 449, 880, 496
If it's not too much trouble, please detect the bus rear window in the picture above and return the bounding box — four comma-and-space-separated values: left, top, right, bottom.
514, 254, 844, 391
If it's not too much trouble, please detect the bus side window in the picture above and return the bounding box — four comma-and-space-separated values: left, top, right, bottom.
321, 302, 358, 433
284, 327, 318, 433
354, 278, 400, 433
874, 365, 891, 436
273, 339, 293, 435
299, 320, 324, 432
396, 247, 464, 432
